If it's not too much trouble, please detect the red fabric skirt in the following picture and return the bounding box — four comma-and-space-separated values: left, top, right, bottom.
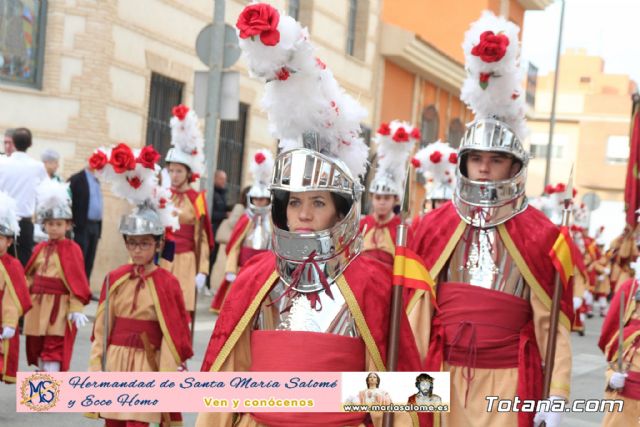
249, 330, 368, 427
426, 282, 542, 427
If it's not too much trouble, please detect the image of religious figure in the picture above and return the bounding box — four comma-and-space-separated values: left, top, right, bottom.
345, 372, 392, 405
407, 373, 442, 405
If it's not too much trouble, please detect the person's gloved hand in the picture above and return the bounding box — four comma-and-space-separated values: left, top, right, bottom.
195, 273, 207, 293
533, 396, 564, 427
609, 372, 627, 389
225, 272, 237, 283
0, 326, 16, 340
177, 362, 188, 372
68, 312, 89, 328
573, 296, 583, 311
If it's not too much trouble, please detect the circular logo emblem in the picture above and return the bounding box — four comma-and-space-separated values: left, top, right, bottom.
20, 373, 60, 411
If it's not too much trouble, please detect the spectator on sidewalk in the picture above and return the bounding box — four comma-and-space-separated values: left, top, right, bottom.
3, 129, 15, 156
0, 128, 48, 266
41, 149, 63, 182
69, 165, 103, 280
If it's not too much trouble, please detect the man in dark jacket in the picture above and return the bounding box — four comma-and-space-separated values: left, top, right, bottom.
69, 166, 102, 280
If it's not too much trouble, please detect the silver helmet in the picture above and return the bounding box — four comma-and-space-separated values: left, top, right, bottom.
119, 201, 165, 236
247, 149, 274, 216
453, 119, 528, 228
269, 138, 364, 293
35, 180, 73, 224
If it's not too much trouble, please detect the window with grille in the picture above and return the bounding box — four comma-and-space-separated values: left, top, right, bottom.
417, 105, 439, 183
146, 73, 184, 162
447, 118, 465, 149
346, 0, 368, 60
0, 0, 48, 89
217, 103, 249, 205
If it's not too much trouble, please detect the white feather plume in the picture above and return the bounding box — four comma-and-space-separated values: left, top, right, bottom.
0, 190, 20, 236
169, 107, 205, 175
250, 149, 275, 185
237, 3, 369, 178
372, 120, 419, 191
460, 11, 527, 140
36, 180, 71, 213
412, 141, 457, 189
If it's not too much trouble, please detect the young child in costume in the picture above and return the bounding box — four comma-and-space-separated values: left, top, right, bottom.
0, 191, 32, 383
87, 143, 193, 427
24, 180, 91, 372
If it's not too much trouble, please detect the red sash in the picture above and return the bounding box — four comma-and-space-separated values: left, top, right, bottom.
427, 282, 542, 427
32, 275, 68, 325
173, 224, 195, 254
249, 330, 367, 427
109, 317, 163, 350
620, 371, 640, 400
238, 247, 267, 267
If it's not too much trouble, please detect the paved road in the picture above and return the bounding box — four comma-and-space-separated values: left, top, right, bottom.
0, 297, 612, 426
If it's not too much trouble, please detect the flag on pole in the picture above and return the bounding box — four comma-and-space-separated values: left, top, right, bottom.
549, 226, 574, 291
393, 246, 438, 308
624, 96, 640, 227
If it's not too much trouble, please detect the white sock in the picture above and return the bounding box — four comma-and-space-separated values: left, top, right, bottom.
42, 361, 61, 372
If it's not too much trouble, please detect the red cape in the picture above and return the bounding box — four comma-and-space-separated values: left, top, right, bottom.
173, 188, 214, 251
210, 214, 252, 312
91, 264, 193, 363
599, 278, 638, 359
26, 239, 91, 304
0, 253, 32, 383
202, 252, 422, 373
359, 214, 401, 244
409, 202, 574, 324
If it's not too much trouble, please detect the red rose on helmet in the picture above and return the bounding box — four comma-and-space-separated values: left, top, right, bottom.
89, 150, 108, 171
377, 123, 391, 136
429, 151, 442, 163
410, 127, 421, 140
544, 184, 555, 194
127, 176, 142, 189
555, 183, 566, 193
392, 127, 410, 142
110, 143, 136, 173
448, 152, 458, 164
411, 157, 421, 168
471, 31, 510, 63
137, 146, 160, 169
189, 173, 200, 183
255, 152, 266, 164
236, 3, 280, 46
276, 67, 290, 81
172, 104, 189, 121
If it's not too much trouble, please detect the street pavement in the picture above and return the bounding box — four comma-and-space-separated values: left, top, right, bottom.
0, 296, 611, 426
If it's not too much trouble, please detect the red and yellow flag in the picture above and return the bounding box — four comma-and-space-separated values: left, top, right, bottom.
194, 192, 207, 219
549, 226, 574, 291
393, 246, 437, 308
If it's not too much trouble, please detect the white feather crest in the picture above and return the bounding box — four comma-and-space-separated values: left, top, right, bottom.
460, 10, 527, 140
250, 149, 275, 185
412, 141, 457, 187
237, 4, 369, 178
169, 107, 205, 175
373, 120, 419, 185
36, 180, 71, 210
0, 190, 20, 236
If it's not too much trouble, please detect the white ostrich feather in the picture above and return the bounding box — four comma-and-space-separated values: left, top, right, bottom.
0, 191, 20, 236
36, 180, 71, 212
250, 149, 275, 185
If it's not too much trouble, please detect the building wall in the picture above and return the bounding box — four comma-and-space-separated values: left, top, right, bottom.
0, 0, 381, 290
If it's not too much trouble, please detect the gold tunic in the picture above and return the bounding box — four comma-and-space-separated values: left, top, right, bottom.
88, 272, 180, 424
24, 248, 84, 337
0, 267, 20, 330
160, 193, 210, 311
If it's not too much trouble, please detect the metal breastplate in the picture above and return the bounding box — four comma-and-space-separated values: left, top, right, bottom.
443, 226, 529, 299
243, 212, 272, 250
253, 278, 359, 337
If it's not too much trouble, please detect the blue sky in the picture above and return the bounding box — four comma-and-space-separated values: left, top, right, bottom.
521, 0, 640, 86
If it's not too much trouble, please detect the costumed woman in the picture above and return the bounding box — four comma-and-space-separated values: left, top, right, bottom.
86, 143, 193, 427
196, 3, 423, 426
210, 149, 274, 312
